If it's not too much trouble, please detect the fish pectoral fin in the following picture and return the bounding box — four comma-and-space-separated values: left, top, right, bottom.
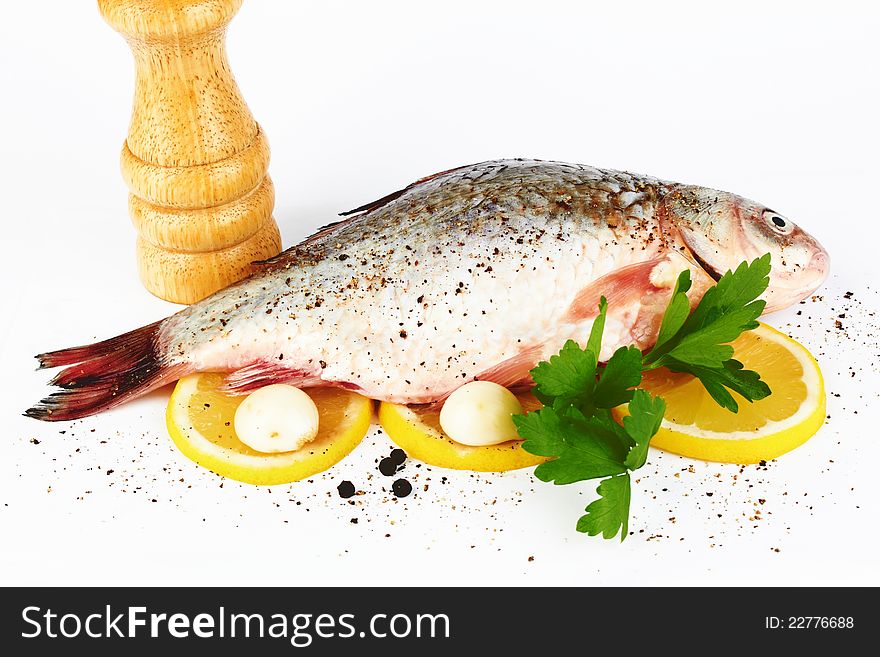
411, 345, 543, 412
221, 362, 322, 395
564, 258, 667, 322
474, 345, 543, 389
649, 250, 717, 292
562, 253, 716, 354
564, 253, 713, 322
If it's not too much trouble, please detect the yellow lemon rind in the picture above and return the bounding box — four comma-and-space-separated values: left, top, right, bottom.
647, 323, 826, 464
650, 393, 825, 464
166, 375, 374, 485
378, 401, 546, 472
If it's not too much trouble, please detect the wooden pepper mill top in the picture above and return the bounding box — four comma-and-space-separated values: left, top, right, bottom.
98, 0, 282, 304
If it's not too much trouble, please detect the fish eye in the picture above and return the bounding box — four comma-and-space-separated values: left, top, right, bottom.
763, 210, 794, 235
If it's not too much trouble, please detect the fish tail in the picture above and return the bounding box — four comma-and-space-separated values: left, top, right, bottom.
26, 320, 183, 421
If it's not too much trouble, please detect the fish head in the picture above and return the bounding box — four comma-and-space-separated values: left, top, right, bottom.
665, 186, 829, 312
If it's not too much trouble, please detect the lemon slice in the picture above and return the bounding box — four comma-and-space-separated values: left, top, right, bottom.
166, 373, 373, 485
625, 323, 825, 464
378, 393, 547, 472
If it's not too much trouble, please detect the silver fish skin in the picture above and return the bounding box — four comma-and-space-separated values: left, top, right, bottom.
160, 159, 828, 403
29, 159, 829, 420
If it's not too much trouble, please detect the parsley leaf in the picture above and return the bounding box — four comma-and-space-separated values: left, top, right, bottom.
514, 255, 775, 541
586, 296, 608, 356
664, 358, 770, 412
530, 298, 611, 410
593, 346, 643, 409
652, 269, 692, 354
576, 474, 631, 541
623, 390, 666, 470
644, 254, 772, 404
530, 339, 597, 407
689, 254, 772, 330
515, 407, 629, 485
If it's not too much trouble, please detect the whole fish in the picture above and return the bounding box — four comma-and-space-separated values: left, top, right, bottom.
28, 159, 829, 421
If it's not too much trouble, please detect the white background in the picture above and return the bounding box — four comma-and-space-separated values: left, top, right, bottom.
1, 0, 878, 586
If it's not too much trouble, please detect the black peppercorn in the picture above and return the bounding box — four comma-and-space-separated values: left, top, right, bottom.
336, 480, 355, 498
378, 457, 398, 476
392, 478, 412, 498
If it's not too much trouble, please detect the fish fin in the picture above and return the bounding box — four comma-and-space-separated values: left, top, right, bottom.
255, 165, 476, 268
251, 217, 360, 269
301, 219, 351, 244
412, 346, 543, 412
251, 247, 296, 268
220, 362, 323, 394
339, 189, 410, 217
340, 163, 474, 217
255, 162, 486, 269
564, 253, 716, 320
564, 259, 664, 322
564, 253, 715, 353
34, 320, 163, 370
26, 321, 184, 421
475, 345, 543, 388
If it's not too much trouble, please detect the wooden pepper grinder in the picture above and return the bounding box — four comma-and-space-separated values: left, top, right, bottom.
98, 0, 282, 304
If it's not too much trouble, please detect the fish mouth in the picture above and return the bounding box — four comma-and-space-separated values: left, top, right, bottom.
807, 249, 830, 283
795, 249, 831, 296
763, 249, 831, 313
689, 249, 723, 282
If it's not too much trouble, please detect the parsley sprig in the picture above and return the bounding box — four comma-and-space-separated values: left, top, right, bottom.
513, 255, 773, 540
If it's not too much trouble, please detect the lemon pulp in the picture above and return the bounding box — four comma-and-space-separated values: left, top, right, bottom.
626, 323, 825, 464
378, 392, 547, 472
166, 373, 373, 485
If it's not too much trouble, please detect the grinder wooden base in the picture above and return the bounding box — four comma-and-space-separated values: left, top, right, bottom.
136, 221, 281, 304
99, 0, 282, 304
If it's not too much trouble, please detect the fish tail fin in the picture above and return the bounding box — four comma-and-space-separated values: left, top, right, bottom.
26, 320, 183, 421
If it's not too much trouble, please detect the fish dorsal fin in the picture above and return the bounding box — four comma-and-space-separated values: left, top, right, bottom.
251, 247, 296, 268
251, 218, 357, 269
253, 160, 507, 269
340, 162, 474, 217
563, 253, 715, 356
